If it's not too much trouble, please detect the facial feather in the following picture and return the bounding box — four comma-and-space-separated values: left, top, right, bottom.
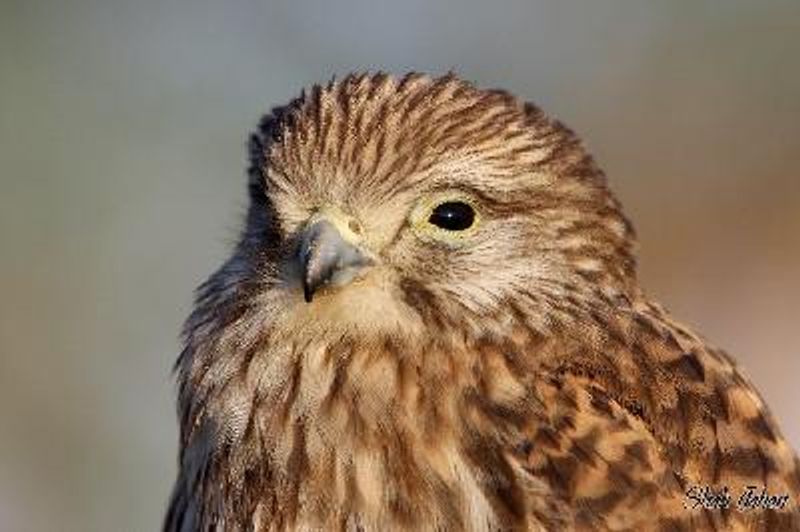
165, 72, 800, 532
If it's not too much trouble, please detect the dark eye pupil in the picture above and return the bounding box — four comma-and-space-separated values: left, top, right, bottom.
428, 201, 475, 231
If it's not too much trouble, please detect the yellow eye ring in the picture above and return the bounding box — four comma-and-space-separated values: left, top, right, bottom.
410, 194, 481, 244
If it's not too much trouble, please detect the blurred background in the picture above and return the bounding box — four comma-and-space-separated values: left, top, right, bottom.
1, 0, 798, 530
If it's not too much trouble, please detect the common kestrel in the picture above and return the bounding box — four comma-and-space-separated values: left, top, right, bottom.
164, 73, 800, 531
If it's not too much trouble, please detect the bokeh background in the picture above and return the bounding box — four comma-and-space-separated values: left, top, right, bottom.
1, 1, 798, 530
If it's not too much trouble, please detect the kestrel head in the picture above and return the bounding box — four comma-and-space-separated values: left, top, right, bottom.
239, 72, 636, 341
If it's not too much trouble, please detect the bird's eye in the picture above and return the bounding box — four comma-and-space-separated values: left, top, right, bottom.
428, 201, 476, 231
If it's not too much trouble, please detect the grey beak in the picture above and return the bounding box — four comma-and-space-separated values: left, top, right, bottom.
299, 219, 373, 302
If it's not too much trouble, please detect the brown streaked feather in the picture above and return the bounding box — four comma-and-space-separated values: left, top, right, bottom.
164, 72, 800, 531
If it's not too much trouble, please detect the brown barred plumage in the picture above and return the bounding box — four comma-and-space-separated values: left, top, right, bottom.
164, 72, 800, 531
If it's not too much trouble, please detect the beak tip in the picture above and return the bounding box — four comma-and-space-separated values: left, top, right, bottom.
302, 281, 314, 303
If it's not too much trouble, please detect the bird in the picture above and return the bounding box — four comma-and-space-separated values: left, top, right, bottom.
164, 72, 800, 531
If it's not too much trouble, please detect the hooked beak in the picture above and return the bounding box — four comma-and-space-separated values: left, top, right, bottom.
298, 216, 373, 302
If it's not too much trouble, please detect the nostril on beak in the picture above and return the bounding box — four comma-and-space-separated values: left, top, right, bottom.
348, 219, 362, 235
